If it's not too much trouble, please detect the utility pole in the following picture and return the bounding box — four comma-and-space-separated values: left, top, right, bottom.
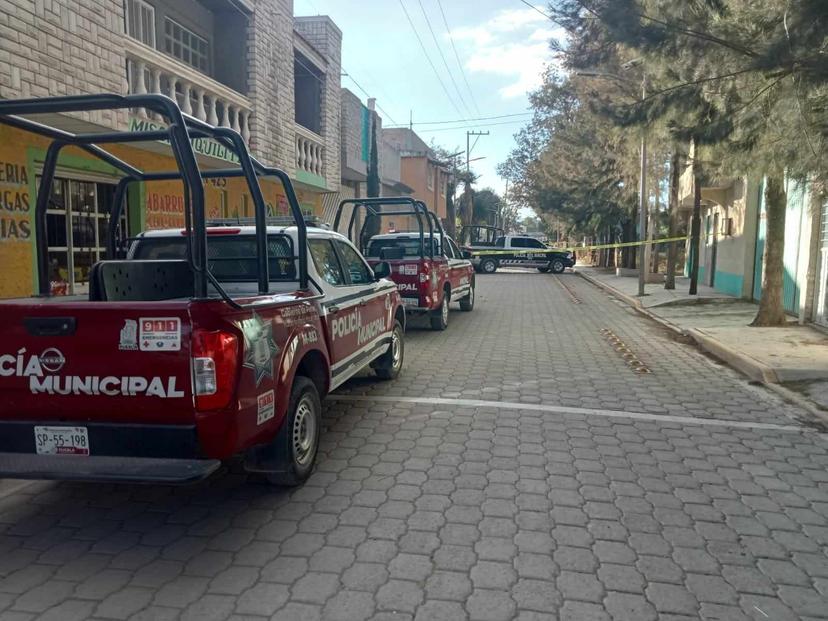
409, 110, 413, 131
637, 76, 648, 297
466, 130, 489, 172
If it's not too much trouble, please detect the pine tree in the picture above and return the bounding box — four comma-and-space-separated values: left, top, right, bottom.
362, 115, 381, 248
550, 0, 828, 324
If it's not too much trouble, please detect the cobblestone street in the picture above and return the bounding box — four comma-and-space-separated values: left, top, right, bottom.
1, 272, 827, 621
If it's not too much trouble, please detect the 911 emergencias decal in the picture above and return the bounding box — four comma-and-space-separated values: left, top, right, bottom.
257, 390, 275, 425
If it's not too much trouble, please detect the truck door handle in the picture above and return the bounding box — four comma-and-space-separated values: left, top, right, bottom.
24, 316, 76, 337
328, 305, 340, 314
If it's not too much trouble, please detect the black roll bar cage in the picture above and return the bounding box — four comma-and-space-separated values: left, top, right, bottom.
333, 197, 446, 260
460, 223, 505, 245
0, 93, 308, 302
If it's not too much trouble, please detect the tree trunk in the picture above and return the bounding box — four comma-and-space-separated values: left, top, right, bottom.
621, 218, 636, 268
688, 138, 702, 295
651, 177, 660, 273
751, 173, 788, 326
445, 181, 457, 238
665, 150, 682, 289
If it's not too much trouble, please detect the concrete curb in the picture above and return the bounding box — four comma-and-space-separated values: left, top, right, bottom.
577, 271, 828, 425
686, 328, 779, 383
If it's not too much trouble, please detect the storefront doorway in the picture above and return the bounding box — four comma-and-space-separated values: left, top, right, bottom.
43, 177, 127, 295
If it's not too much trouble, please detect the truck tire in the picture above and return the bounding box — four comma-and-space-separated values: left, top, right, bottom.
266, 376, 321, 486
551, 258, 566, 274
373, 319, 404, 380
480, 258, 498, 274
537, 265, 551, 273
430, 289, 449, 330
459, 279, 475, 311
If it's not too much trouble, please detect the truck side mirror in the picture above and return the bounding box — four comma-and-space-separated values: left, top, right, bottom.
373, 262, 391, 280
461, 250, 473, 259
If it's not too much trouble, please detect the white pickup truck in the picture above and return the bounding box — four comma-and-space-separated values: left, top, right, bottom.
464, 235, 576, 274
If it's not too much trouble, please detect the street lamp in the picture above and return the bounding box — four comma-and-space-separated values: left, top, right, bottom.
574, 67, 649, 297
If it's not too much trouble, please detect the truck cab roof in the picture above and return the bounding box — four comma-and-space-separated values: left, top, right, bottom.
135, 224, 338, 240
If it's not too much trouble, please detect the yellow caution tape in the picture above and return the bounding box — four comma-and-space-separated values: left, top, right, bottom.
470, 236, 688, 257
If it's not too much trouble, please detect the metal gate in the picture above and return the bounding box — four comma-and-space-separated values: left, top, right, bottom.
815, 200, 828, 326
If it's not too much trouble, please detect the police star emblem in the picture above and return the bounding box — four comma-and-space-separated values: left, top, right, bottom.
239, 311, 280, 386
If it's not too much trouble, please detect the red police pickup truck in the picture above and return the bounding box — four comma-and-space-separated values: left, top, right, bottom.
0, 94, 405, 486
334, 198, 475, 330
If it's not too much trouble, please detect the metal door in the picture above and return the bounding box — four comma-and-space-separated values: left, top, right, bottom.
752, 181, 766, 302
815, 200, 828, 326
709, 212, 719, 287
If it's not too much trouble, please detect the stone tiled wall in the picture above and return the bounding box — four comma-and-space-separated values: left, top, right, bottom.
0, 0, 128, 128
340, 87, 367, 179
247, 0, 296, 175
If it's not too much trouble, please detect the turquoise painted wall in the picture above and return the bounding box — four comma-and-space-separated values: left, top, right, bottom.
713, 270, 743, 297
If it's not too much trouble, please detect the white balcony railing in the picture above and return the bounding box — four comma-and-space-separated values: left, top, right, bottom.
125, 38, 252, 143
295, 123, 325, 177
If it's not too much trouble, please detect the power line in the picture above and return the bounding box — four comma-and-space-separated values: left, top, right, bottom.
416, 0, 473, 119
517, 0, 556, 21
387, 111, 532, 127
397, 0, 464, 117
342, 68, 399, 125
415, 119, 530, 133
297, 56, 399, 125
436, 0, 481, 116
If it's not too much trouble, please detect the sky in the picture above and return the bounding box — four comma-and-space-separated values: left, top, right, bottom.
293, 0, 564, 201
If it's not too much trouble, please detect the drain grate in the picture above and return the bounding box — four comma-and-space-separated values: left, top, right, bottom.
600, 328, 652, 374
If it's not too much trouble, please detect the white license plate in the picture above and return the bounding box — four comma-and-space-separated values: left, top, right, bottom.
34, 426, 90, 456
402, 297, 420, 307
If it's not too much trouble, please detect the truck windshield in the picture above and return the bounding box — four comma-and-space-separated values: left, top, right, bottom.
132, 235, 296, 282
365, 237, 439, 258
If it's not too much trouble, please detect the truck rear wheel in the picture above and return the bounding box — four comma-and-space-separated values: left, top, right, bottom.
373, 320, 404, 380
266, 376, 321, 486
480, 258, 498, 274
430, 290, 449, 330
459, 280, 475, 311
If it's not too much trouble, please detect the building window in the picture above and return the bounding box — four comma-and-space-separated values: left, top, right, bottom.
294, 53, 323, 134
43, 178, 128, 296
125, 0, 156, 47
164, 17, 210, 72
427, 165, 434, 191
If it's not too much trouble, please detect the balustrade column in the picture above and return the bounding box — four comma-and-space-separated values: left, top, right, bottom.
168, 77, 179, 106
206, 95, 219, 126
180, 83, 193, 115
133, 61, 147, 95
194, 89, 206, 121
239, 112, 251, 143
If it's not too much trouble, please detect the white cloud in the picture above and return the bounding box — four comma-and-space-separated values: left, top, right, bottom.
450, 8, 564, 99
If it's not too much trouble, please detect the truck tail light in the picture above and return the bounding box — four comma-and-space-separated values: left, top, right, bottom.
192, 329, 239, 410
